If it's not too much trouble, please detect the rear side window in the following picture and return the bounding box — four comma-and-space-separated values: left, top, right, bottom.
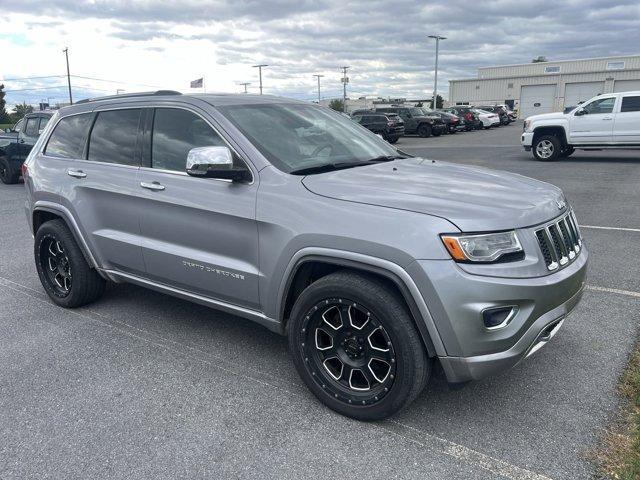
25, 118, 39, 136
621, 96, 640, 113
88, 109, 141, 166
44, 113, 93, 159
151, 108, 225, 171
39, 116, 51, 132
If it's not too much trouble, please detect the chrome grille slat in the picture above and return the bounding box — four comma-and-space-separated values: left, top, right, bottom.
535, 211, 582, 271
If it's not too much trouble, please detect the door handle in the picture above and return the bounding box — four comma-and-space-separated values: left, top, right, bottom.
140, 181, 165, 191
67, 169, 87, 179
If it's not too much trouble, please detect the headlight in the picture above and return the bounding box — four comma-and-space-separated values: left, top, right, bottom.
441, 231, 522, 262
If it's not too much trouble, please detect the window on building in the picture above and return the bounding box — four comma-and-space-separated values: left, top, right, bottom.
88, 109, 141, 166
544, 66, 561, 74
507, 83, 514, 89
44, 113, 94, 159
151, 108, 226, 171
606, 61, 625, 70
621, 96, 640, 113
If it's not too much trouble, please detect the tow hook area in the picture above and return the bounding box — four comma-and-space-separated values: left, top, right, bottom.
525, 317, 565, 358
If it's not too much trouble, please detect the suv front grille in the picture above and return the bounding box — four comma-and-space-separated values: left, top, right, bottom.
535, 211, 582, 271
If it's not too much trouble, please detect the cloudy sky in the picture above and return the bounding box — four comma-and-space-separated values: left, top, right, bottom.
2, 0, 639, 108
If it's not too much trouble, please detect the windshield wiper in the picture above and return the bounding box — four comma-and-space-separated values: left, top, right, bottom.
290, 155, 407, 176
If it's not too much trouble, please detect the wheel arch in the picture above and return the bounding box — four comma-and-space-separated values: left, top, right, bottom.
532, 126, 568, 146
32, 203, 102, 274
278, 252, 443, 357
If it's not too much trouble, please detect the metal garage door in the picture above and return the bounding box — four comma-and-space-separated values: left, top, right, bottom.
614, 80, 640, 93
564, 81, 605, 108
519, 84, 556, 118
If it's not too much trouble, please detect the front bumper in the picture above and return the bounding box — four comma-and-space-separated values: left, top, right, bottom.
522, 131, 534, 150
408, 247, 588, 383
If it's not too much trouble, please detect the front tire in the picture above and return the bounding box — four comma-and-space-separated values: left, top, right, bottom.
34, 219, 106, 308
533, 135, 561, 161
288, 271, 431, 420
417, 124, 432, 138
0, 157, 20, 184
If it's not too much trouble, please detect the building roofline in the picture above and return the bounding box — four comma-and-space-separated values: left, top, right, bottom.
449, 67, 640, 83
477, 54, 640, 70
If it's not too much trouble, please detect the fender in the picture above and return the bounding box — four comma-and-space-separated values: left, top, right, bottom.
277, 247, 446, 356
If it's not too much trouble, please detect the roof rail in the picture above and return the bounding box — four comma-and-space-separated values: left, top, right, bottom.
75, 90, 182, 105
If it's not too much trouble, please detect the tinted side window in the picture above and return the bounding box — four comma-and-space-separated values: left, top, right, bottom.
25, 118, 39, 136
38, 116, 51, 132
44, 113, 93, 159
88, 109, 141, 166
583, 98, 615, 114
13, 118, 25, 132
621, 96, 640, 113
151, 108, 225, 171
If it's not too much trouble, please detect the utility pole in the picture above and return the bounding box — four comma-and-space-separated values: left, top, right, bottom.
63, 47, 72, 104
252, 64, 268, 95
340, 66, 349, 113
313, 74, 324, 103
240, 82, 250, 93
428, 35, 446, 109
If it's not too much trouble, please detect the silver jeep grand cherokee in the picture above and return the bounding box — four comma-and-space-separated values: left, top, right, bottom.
23, 91, 587, 420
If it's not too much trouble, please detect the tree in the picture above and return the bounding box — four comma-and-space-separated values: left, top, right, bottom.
329, 99, 344, 112
10, 102, 34, 122
0, 84, 10, 124
434, 94, 444, 109
532, 56, 548, 63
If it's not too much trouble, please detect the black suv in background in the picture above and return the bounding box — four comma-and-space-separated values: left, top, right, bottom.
476, 105, 511, 125
351, 113, 405, 143
0, 111, 53, 184
431, 110, 465, 133
442, 106, 482, 131
375, 106, 445, 137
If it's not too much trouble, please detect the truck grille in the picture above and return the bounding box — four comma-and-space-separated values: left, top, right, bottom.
535, 211, 582, 271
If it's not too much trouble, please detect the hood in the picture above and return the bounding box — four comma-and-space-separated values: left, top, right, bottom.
526, 112, 567, 122
0, 131, 18, 149
302, 158, 566, 232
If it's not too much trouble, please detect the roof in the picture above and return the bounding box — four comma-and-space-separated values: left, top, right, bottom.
478, 54, 640, 70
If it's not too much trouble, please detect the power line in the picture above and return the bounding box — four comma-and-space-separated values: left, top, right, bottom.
0, 75, 66, 82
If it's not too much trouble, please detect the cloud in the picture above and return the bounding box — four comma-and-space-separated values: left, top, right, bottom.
2, 0, 640, 104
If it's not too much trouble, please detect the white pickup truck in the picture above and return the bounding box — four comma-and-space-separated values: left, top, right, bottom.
522, 91, 640, 161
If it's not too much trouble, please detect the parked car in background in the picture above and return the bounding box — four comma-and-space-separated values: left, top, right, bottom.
472, 109, 501, 129
352, 112, 404, 143
375, 106, 446, 137
523, 91, 640, 161
23, 91, 587, 421
0, 111, 53, 184
443, 106, 482, 131
477, 105, 511, 125
432, 110, 464, 133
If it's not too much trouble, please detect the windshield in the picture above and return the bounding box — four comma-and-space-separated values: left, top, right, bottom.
217, 103, 400, 173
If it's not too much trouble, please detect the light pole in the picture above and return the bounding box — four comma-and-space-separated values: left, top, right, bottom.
63, 47, 72, 104
240, 82, 250, 93
428, 35, 446, 109
313, 74, 324, 103
252, 64, 268, 95
340, 66, 349, 113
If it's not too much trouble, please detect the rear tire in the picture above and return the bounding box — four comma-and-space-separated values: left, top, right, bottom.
34, 219, 106, 308
417, 124, 432, 138
533, 135, 561, 161
288, 271, 431, 421
562, 146, 575, 157
0, 157, 20, 184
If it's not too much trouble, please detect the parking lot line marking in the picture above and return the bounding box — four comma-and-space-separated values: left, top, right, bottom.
401, 145, 521, 148
0, 277, 555, 478
587, 285, 640, 299
580, 225, 640, 233
382, 421, 553, 480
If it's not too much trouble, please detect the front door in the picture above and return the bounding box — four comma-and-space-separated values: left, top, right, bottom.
136, 106, 260, 310
568, 96, 617, 144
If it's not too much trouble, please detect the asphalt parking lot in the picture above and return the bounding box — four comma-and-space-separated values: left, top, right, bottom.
1, 123, 639, 480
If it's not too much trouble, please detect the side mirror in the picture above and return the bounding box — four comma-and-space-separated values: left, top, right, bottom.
186, 146, 250, 182
4, 128, 11, 133
574, 109, 587, 116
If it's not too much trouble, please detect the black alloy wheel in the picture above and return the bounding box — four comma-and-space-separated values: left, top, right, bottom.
39, 235, 73, 297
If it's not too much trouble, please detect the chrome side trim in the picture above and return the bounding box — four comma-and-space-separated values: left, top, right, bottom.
101, 268, 281, 333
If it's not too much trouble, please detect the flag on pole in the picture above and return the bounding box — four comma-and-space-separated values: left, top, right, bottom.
190, 78, 203, 88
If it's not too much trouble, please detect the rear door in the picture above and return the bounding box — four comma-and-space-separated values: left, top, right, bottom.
613, 94, 640, 144
18, 116, 41, 162
568, 96, 617, 144
136, 106, 260, 310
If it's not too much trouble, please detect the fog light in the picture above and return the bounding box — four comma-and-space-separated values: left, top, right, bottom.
482, 306, 518, 330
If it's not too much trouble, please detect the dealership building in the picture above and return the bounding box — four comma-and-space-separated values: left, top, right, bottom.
448, 55, 640, 118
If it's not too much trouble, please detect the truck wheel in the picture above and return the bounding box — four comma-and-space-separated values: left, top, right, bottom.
0, 157, 20, 184
288, 271, 431, 421
533, 135, 561, 161
417, 124, 432, 138
34, 219, 106, 308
